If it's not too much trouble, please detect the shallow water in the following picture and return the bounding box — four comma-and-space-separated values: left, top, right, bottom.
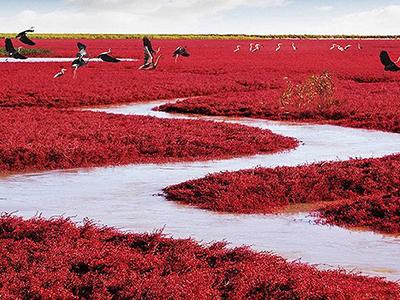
1, 100, 400, 280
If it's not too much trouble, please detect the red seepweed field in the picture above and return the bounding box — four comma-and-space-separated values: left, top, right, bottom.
1, 37, 400, 297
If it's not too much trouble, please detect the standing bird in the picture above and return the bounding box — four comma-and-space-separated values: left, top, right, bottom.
251, 43, 262, 52
344, 44, 351, 51
172, 46, 190, 62
249, 43, 253, 52
16, 26, 35, 46
330, 43, 337, 50
139, 37, 161, 70
76, 42, 88, 58
4, 38, 27, 59
380, 50, 400, 72
275, 43, 282, 52
97, 48, 120, 63
291, 42, 297, 51
357, 43, 362, 50
234, 45, 240, 53
53, 67, 67, 78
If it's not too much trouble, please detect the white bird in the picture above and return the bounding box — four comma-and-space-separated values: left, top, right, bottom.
275, 43, 282, 52
249, 43, 253, 52
291, 42, 297, 51
53, 67, 67, 78
251, 43, 261, 52
357, 43, 362, 50
330, 43, 337, 50
234, 45, 240, 52
337, 45, 345, 52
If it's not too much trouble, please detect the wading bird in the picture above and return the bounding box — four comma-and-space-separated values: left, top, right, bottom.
139, 37, 161, 70
72, 56, 89, 78
76, 42, 88, 58
16, 26, 35, 46
291, 42, 297, 51
380, 50, 400, 72
4, 38, 27, 60
234, 45, 240, 52
251, 43, 262, 52
53, 67, 67, 78
172, 46, 190, 62
329, 43, 337, 50
275, 43, 282, 52
97, 48, 120, 63
358, 43, 362, 50
249, 43, 253, 52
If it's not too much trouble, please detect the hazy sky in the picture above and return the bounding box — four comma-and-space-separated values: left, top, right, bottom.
1, 0, 400, 35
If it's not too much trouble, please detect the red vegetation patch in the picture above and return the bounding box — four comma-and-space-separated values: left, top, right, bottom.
0, 216, 398, 299
317, 192, 400, 234
0, 108, 296, 173
163, 155, 400, 226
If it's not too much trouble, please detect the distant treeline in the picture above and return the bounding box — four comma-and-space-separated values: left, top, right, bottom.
0, 33, 399, 40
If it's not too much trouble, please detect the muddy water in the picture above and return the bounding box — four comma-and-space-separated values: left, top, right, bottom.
1, 100, 400, 280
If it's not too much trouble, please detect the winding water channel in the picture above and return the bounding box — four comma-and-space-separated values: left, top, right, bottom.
1, 99, 400, 280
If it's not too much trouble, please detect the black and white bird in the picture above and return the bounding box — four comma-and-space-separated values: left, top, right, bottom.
72, 56, 89, 78
5, 38, 27, 59
76, 42, 88, 58
16, 27, 35, 46
172, 46, 190, 62
53, 67, 67, 78
139, 36, 161, 70
380, 50, 400, 72
97, 48, 120, 63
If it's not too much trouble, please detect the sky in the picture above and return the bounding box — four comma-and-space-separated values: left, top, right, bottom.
1, 0, 400, 35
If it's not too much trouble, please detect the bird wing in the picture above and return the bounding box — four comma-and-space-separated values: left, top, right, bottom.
77, 42, 86, 51
181, 48, 190, 57
144, 46, 153, 65
143, 37, 155, 54
380, 51, 400, 71
13, 52, 27, 59
19, 34, 36, 46
99, 54, 120, 63
172, 47, 181, 57
5, 38, 15, 53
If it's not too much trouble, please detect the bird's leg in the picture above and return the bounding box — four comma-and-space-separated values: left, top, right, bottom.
73, 67, 78, 79
175, 55, 178, 63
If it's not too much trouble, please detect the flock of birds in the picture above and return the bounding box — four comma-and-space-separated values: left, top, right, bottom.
4, 27, 191, 78
4, 27, 400, 77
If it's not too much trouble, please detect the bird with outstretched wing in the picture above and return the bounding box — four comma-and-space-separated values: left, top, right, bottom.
5, 38, 27, 59
16, 27, 35, 46
380, 50, 400, 72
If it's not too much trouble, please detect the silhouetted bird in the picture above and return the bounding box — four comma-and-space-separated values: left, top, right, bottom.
97, 48, 120, 63
380, 50, 400, 72
16, 27, 35, 46
5, 38, 27, 59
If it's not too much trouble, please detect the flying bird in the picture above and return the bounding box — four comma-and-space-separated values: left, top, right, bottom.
76, 42, 88, 58
172, 46, 190, 62
291, 42, 297, 51
16, 26, 35, 46
380, 50, 400, 72
139, 37, 161, 70
72, 56, 89, 78
54, 67, 67, 78
275, 43, 282, 52
234, 45, 240, 52
97, 48, 120, 63
4, 38, 27, 59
